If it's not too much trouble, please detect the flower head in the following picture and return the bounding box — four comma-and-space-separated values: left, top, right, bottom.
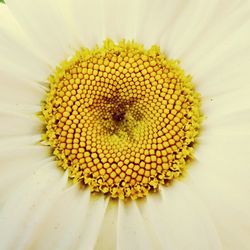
0, 0, 250, 249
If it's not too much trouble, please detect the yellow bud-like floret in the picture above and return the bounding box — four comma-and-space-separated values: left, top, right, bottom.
40, 39, 202, 200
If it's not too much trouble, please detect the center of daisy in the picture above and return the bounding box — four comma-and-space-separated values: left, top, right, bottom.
41, 39, 202, 199
112, 107, 126, 122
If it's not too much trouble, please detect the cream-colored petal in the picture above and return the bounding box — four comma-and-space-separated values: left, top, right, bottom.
27, 186, 91, 250
68, 0, 104, 48
0, 103, 41, 116
0, 5, 49, 81
94, 199, 118, 250
0, 70, 45, 107
135, 0, 219, 52
160, 0, 220, 58
0, 136, 47, 203
5, 0, 78, 66
138, 184, 222, 250
187, 128, 250, 250
187, 170, 250, 250
100, 0, 137, 42
182, 2, 250, 76
0, 163, 66, 250
0, 6, 50, 115
77, 195, 109, 250
28, 187, 109, 250
0, 112, 41, 136
203, 88, 250, 126
135, 0, 179, 48
194, 132, 250, 189
116, 200, 157, 250
205, 110, 250, 137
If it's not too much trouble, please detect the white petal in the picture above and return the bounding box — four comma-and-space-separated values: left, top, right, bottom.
77, 195, 109, 250
0, 113, 41, 136
194, 133, 250, 189
182, 2, 250, 76
0, 6, 49, 112
0, 136, 47, 203
6, 0, 78, 66
204, 110, 250, 136
100, 0, 137, 41
0, 5, 49, 81
0, 70, 45, 107
160, 0, 219, 58
140, 184, 222, 250
135, 0, 181, 48
94, 199, 118, 250
69, 0, 105, 47
0, 163, 66, 250
28, 188, 108, 250
188, 131, 250, 249
187, 169, 250, 250
203, 88, 250, 126
27, 186, 90, 250
116, 200, 157, 250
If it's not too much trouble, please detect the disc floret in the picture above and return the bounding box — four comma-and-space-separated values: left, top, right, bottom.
41, 39, 202, 199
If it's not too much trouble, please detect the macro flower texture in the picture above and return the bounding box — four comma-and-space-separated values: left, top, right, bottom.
0, 0, 250, 249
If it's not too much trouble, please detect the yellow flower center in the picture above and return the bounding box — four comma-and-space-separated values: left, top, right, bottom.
41, 39, 202, 199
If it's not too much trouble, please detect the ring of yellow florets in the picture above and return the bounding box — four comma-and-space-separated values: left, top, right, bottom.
41, 39, 202, 199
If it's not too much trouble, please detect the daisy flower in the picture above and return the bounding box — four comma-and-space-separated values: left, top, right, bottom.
0, 0, 250, 249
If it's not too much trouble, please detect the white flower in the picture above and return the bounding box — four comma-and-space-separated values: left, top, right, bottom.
0, 0, 250, 249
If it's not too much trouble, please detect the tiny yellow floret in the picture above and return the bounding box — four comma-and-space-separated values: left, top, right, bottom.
40, 39, 202, 200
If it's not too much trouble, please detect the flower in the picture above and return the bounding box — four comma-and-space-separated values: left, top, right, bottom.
0, 0, 250, 249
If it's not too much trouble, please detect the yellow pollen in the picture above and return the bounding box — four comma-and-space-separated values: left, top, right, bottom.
40, 39, 202, 200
